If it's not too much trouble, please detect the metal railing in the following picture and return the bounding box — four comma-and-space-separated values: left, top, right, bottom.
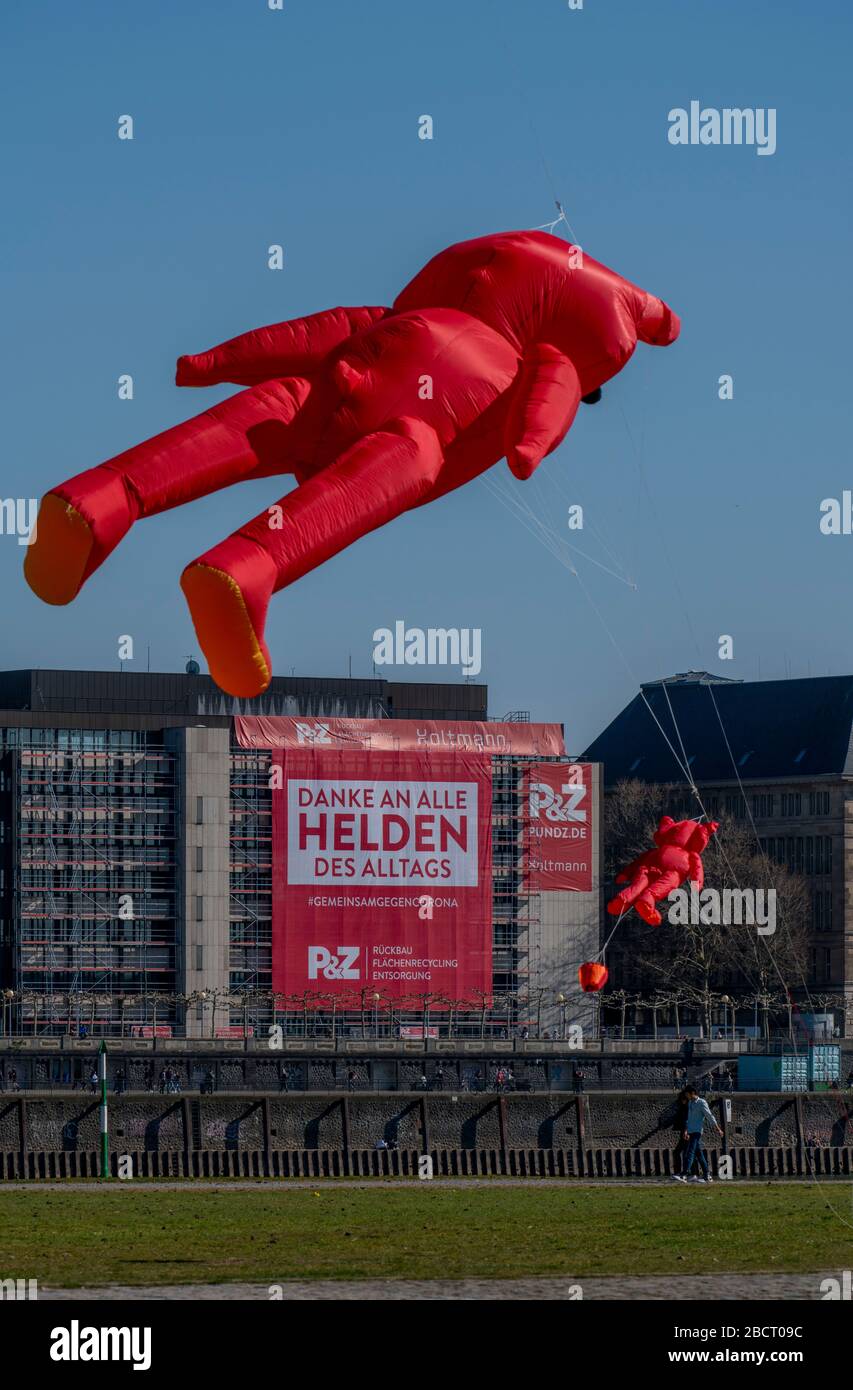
1, 1145, 850, 1181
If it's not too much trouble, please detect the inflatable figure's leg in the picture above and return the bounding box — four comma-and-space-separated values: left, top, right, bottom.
633, 890, 664, 927
636, 869, 682, 927
181, 417, 443, 697
24, 378, 311, 605
607, 870, 650, 917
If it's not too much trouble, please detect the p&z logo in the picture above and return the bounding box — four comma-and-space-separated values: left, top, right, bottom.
295, 721, 333, 745
529, 778, 587, 823
308, 945, 361, 980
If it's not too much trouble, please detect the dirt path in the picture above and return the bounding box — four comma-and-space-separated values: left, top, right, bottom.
37, 1273, 829, 1300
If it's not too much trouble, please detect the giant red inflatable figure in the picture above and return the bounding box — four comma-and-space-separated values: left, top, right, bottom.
607, 817, 719, 927
24, 231, 679, 696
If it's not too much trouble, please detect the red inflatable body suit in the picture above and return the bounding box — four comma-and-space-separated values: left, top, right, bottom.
607, 817, 719, 926
24, 231, 680, 696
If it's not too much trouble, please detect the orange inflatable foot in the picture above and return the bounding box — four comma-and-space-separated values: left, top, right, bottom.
24, 493, 95, 605
181, 556, 274, 698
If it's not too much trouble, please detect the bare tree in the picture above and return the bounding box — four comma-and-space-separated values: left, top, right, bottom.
708, 820, 810, 1009
604, 783, 812, 1036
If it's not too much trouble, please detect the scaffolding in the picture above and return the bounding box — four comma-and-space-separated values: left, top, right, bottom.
229, 747, 273, 1002
11, 730, 177, 1033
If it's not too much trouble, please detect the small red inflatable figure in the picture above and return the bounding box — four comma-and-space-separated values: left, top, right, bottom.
578, 961, 609, 993
24, 230, 679, 697
607, 817, 719, 927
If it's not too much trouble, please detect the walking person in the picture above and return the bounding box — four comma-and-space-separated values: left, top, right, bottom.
671, 1086, 691, 1180
676, 1086, 723, 1184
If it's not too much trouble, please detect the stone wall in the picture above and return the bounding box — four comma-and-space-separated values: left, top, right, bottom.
0, 1090, 848, 1154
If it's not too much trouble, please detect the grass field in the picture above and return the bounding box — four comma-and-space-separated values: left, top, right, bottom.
1, 1183, 851, 1287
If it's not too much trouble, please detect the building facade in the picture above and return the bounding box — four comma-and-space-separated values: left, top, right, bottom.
583, 670, 853, 1029
0, 670, 600, 1039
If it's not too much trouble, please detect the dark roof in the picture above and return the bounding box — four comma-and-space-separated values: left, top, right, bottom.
0, 670, 487, 721
641, 670, 741, 688
581, 674, 853, 785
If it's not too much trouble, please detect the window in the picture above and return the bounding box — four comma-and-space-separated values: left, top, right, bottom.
815, 891, 832, 932
809, 790, 830, 816
195, 797, 204, 825
751, 794, 775, 818
781, 792, 802, 817
196, 945, 204, 972
725, 795, 746, 818
195, 846, 203, 873
195, 896, 203, 922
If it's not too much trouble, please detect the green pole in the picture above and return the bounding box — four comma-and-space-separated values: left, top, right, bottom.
99, 1040, 109, 1179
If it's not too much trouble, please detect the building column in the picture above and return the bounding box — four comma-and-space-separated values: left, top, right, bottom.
529, 763, 603, 1041
843, 798, 853, 1034
166, 726, 231, 1038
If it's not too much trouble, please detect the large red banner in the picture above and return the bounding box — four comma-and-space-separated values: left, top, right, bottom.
271, 748, 493, 1001
524, 762, 593, 891
236, 715, 564, 757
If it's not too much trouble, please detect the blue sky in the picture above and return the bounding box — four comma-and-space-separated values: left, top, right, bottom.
3, 0, 851, 749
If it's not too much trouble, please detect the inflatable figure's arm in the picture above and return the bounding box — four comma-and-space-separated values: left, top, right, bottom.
687, 850, 705, 891
504, 343, 581, 480
634, 292, 680, 346
175, 305, 390, 387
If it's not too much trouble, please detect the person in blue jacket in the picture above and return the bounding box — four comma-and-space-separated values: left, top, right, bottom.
675, 1086, 723, 1184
